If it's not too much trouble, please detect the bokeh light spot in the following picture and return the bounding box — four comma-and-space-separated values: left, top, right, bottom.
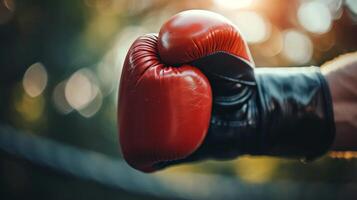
233, 11, 271, 44
78, 88, 103, 118
346, 0, 357, 15
298, 1, 332, 34
64, 68, 103, 117
320, 0, 343, 20
282, 29, 313, 64
52, 81, 73, 114
65, 69, 99, 110
23, 62, 48, 98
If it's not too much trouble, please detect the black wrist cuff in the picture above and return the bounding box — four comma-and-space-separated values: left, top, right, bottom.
255, 66, 336, 160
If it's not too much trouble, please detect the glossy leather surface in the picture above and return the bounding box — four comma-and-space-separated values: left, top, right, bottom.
255, 67, 335, 160
156, 53, 335, 169
158, 10, 253, 66
118, 34, 212, 172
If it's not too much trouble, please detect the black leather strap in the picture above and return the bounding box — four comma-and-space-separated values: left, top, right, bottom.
255, 67, 335, 160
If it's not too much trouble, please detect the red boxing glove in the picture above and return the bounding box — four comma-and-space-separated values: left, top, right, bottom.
119, 10, 335, 172
118, 34, 212, 172
118, 10, 253, 172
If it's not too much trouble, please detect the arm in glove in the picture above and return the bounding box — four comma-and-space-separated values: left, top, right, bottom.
118, 10, 335, 172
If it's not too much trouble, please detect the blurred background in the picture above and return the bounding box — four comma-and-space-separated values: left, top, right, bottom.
1, 0, 357, 199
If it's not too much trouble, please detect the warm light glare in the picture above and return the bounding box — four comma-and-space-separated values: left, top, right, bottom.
298, 1, 332, 34
259, 25, 283, 57
15, 90, 45, 122
233, 11, 270, 44
282, 30, 313, 64
23, 62, 48, 98
213, 0, 253, 10
234, 157, 279, 183
330, 151, 357, 159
